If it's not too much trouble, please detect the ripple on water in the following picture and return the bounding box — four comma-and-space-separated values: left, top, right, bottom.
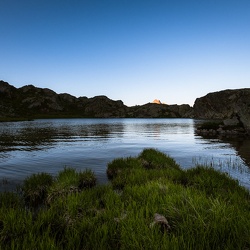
0, 118, 249, 190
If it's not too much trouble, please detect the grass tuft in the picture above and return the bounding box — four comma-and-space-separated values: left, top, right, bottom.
78, 169, 97, 189
22, 172, 54, 208
139, 148, 180, 170
47, 167, 97, 204
107, 157, 142, 180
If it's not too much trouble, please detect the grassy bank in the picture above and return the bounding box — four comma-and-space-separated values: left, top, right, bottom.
0, 149, 249, 249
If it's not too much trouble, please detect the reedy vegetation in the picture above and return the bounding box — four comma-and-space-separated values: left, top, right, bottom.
0, 149, 249, 249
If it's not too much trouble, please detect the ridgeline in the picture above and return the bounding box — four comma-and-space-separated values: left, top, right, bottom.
0, 80, 192, 120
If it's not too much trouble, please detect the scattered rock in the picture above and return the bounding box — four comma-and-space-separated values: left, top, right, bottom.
114, 212, 127, 223
195, 125, 248, 138
223, 116, 240, 126
150, 213, 171, 232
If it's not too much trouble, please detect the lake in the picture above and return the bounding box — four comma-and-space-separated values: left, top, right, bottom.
0, 118, 249, 191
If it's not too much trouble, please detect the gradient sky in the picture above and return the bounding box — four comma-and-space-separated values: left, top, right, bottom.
1, 0, 250, 106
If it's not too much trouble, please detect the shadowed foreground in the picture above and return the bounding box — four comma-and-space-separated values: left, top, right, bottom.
0, 149, 249, 249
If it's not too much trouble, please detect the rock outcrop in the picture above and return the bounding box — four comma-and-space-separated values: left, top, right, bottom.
194, 89, 250, 134
128, 103, 193, 118
152, 99, 162, 104
83, 95, 127, 118
0, 80, 191, 119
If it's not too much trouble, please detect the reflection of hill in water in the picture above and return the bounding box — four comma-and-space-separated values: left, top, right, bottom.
222, 138, 250, 167
0, 122, 126, 153
196, 133, 250, 168
194, 121, 250, 168
0, 127, 56, 152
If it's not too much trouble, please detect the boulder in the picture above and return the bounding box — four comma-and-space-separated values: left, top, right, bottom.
223, 116, 240, 126
194, 89, 250, 134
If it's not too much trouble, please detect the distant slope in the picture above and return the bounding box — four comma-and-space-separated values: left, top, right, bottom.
0, 80, 193, 120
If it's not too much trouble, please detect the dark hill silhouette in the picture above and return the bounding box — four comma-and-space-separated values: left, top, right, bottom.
0, 80, 193, 120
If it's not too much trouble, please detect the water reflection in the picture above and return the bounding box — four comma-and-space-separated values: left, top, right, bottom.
0, 118, 249, 191
0, 126, 56, 152
218, 138, 250, 167
0, 120, 126, 153
193, 123, 250, 170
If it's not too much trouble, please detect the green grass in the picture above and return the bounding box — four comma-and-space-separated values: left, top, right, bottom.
22, 172, 54, 208
0, 149, 249, 249
47, 167, 97, 205
139, 148, 180, 170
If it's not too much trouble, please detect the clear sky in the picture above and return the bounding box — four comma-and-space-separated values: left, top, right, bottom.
1, 0, 250, 106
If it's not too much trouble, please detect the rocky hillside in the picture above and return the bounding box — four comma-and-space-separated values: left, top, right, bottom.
128, 103, 193, 118
0, 81, 193, 119
0, 81, 127, 119
194, 89, 250, 134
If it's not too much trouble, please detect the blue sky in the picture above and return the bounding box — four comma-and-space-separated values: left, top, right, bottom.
1, 0, 250, 106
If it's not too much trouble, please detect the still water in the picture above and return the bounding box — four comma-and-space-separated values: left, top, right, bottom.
0, 118, 249, 191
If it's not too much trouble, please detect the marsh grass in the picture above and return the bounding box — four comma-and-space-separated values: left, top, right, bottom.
192, 155, 248, 174
192, 156, 250, 193
1, 178, 9, 186
0, 149, 249, 249
22, 172, 54, 208
0, 192, 23, 209
47, 167, 97, 204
